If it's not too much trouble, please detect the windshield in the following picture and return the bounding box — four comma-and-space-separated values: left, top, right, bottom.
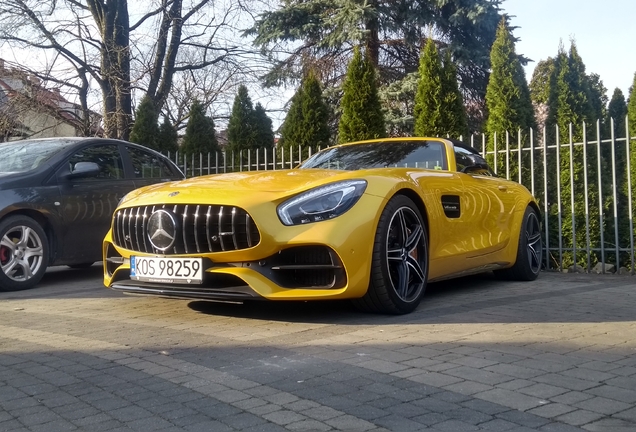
0, 139, 75, 173
300, 140, 448, 171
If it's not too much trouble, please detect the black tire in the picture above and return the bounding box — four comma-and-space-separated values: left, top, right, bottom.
353, 195, 428, 314
68, 262, 95, 269
494, 206, 542, 281
0, 215, 49, 291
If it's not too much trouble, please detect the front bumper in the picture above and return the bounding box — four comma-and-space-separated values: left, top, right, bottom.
103, 194, 386, 301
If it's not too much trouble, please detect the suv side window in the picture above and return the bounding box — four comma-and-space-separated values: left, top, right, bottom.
68, 144, 124, 180
126, 146, 174, 179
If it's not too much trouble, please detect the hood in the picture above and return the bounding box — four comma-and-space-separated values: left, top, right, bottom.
0, 171, 22, 178
120, 169, 354, 207
0, 171, 36, 189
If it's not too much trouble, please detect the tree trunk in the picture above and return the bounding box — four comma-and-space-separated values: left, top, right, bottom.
365, 16, 380, 69
90, 0, 132, 139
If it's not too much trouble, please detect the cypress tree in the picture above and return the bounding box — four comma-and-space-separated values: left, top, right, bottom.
181, 99, 218, 155
529, 58, 556, 130
301, 72, 330, 148
607, 88, 629, 267
280, 71, 330, 156
338, 46, 386, 143
253, 103, 275, 148
485, 19, 536, 182
157, 115, 178, 154
627, 73, 636, 258
279, 90, 304, 149
414, 39, 444, 137
441, 51, 468, 139
227, 85, 256, 153
129, 96, 160, 150
629, 73, 636, 139
587, 73, 608, 129
548, 42, 599, 269
608, 88, 627, 135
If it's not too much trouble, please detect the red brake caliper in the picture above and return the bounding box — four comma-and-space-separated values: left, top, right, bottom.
0, 244, 8, 265
0, 236, 17, 265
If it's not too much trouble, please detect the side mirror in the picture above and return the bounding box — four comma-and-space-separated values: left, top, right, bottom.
460, 154, 491, 175
69, 161, 100, 179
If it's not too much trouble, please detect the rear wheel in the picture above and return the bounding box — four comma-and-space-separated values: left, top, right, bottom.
494, 206, 542, 281
353, 195, 428, 314
0, 216, 49, 291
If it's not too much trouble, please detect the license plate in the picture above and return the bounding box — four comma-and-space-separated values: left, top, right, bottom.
130, 256, 203, 284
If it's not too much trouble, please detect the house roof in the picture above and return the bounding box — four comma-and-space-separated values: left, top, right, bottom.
0, 59, 102, 136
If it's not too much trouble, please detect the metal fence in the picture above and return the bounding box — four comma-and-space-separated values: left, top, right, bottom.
164, 118, 636, 275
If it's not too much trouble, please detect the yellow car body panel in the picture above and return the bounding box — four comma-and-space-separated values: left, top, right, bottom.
103, 137, 539, 309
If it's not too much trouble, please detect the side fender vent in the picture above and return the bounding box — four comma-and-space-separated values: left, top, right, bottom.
441, 195, 461, 219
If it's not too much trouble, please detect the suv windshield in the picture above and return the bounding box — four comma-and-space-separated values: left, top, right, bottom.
300, 140, 448, 171
0, 139, 74, 173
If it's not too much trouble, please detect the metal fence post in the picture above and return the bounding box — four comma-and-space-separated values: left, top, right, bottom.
625, 115, 635, 274
595, 121, 604, 272
610, 118, 620, 270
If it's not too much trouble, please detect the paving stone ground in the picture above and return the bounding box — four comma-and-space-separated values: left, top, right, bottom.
0, 267, 635, 431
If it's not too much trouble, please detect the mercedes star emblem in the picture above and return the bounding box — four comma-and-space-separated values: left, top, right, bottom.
147, 209, 177, 251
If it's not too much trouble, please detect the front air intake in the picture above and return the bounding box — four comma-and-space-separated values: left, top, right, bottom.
112, 204, 260, 254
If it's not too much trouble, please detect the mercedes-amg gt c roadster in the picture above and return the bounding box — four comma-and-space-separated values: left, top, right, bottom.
103, 138, 542, 314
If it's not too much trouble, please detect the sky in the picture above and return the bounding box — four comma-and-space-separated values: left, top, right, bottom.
1, 0, 634, 128
502, 0, 636, 98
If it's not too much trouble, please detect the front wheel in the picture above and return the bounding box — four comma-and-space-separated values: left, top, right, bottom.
494, 206, 542, 281
353, 195, 428, 314
0, 216, 49, 291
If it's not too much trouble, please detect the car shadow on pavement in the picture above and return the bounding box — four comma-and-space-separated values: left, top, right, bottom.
185, 273, 513, 324
186, 271, 636, 325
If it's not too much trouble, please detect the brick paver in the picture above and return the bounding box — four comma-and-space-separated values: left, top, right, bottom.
0, 267, 635, 431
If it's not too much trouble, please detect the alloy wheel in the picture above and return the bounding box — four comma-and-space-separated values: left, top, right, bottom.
385, 206, 427, 303
526, 212, 542, 274
1, 225, 45, 282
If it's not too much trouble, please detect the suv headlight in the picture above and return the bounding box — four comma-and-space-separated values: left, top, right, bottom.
277, 180, 367, 226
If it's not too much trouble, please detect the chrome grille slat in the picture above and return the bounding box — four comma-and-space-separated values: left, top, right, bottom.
115, 210, 123, 246
122, 208, 129, 248
194, 205, 201, 253
183, 204, 189, 254
141, 206, 150, 253
218, 206, 226, 251
125, 208, 133, 249
231, 207, 238, 249
205, 206, 212, 251
245, 214, 252, 247
134, 207, 142, 250
172, 204, 178, 255
112, 204, 260, 254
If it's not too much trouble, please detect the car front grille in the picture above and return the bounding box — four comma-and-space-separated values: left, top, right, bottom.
113, 204, 260, 254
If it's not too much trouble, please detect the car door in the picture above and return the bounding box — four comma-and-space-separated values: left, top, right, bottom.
124, 145, 183, 189
56, 143, 136, 263
454, 146, 516, 262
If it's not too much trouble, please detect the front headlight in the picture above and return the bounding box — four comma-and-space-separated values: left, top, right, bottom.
277, 180, 367, 226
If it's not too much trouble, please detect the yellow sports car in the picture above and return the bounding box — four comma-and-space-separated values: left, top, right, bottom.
103, 138, 542, 314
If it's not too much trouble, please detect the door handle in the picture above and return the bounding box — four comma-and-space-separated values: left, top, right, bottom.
497, 185, 508, 192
